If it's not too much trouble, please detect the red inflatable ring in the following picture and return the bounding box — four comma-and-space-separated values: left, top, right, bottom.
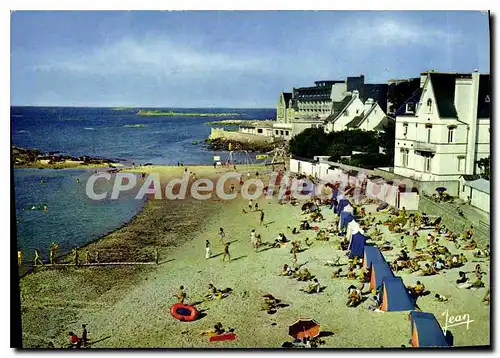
170, 303, 199, 322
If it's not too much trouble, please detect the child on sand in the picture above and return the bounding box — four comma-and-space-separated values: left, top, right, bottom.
435, 293, 448, 302
222, 243, 231, 262
260, 210, 265, 226
218, 228, 225, 245
249, 199, 253, 211
205, 240, 211, 259
177, 286, 187, 303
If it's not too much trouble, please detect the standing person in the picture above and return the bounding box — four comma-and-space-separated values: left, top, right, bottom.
412, 234, 418, 252
250, 229, 256, 246
248, 199, 253, 211
222, 243, 231, 262
255, 202, 259, 211
18, 249, 23, 266
213, 162, 216, 169
81, 324, 88, 348
259, 210, 265, 226
34, 249, 43, 266
205, 240, 211, 259
218, 228, 225, 245
73, 248, 79, 266
177, 286, 187, 304
291, 250, 298, 269
49, 242, 58, 265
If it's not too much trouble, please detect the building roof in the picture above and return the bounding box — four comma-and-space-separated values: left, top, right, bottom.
428, 73, 463, 118
477, 74, 491, 118
325, 95, 354, 123
464, 178, 490, 194
460, 174, 481, 181
373, 116, 394, 131
283, 92, 293, 108
395, 88, 423, 116
362, 84, 388, 112
345, 114, 365, 128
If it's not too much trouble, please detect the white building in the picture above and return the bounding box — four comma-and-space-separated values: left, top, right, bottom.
458, 175, 490, 213
344, 98, 392, 132
393, 71, 491, 182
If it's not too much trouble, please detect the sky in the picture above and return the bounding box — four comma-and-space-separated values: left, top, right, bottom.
11, 11, 490, 108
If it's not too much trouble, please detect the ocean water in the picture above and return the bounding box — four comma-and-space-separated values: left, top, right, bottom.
12, 107, 276, 260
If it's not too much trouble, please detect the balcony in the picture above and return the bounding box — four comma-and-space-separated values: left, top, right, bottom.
414, 141, 436, 153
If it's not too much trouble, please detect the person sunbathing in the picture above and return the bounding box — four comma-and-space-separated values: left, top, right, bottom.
456, 271, 468, 284
408, 281, 426, 298
421, 263, 437, 276
305, 237, 314, 246
300, 278, 321, 294
409, 260, 420, 273
332, 268, 342, 279
205, 284, 223, 300
459, 253, 468, 265
434, 293, 449, 302
467, 278, 485, 289
347, 267, 356, 280
475, 264, 483, 276
358, 269, 369, 282
296, 268, 313, 281
200, 322, 225, 336
464, 240, 477, 250
281, 264, 293, 276
346, 289, 362, 307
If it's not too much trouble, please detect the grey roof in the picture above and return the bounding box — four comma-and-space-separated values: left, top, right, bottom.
283, 92, 293, 108
464, 178, 490, 194
345, 114, 365, 128
373, 116, 394, 131
460, 174, 481, 181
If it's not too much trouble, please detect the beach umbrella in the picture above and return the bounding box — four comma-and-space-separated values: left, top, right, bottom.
288, 318, 321, 340
435, 187, 447, 193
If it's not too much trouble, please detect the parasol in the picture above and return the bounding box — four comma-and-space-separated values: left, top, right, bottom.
435, 187, 447, 193
288, 318, 321, 340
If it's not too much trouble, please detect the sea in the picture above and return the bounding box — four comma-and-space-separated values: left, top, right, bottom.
12, 107, 276, 260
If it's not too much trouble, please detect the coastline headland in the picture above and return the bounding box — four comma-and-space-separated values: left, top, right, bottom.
207, 127, 276, 152
137, 109, 242, 117
12, 146, 121, 169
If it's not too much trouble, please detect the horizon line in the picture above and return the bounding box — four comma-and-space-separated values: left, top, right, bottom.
10, 105, 277, 110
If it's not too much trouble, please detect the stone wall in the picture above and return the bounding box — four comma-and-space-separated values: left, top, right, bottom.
418, 195, 490, 246
209, 128, 274, 143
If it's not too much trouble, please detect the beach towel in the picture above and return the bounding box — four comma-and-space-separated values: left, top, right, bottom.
209, 333, 237, 342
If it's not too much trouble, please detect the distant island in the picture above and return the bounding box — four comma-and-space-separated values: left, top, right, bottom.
137, 110, 241, 117
112, 107, 136, 111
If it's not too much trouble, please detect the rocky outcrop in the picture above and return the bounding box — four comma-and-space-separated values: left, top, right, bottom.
206, 138, 275, 152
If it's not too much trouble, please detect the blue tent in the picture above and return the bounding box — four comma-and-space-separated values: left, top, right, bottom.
363, 245, 385, 270
339, 212, 354, 231
370, 260, 394, 291
348, 232, 366, 259
378, 277, 415, 311
336, 198, 351, 214
409, 311, 449, 347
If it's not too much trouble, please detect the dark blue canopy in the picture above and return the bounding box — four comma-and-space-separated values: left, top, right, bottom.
339, 212, 354, 231
363, 245, 385, 270
348, 232, 366, 259
410, 311, 449, 347
379, 277, 414, 311
371, 261, 394, 290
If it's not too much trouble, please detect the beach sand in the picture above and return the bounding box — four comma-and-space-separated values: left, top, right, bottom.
17, 165, 490, 348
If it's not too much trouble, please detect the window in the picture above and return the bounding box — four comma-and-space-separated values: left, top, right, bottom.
285, 131, 289, 136
424, 157, 432, 172
280, 130, 284, 135
448, 129, 454, 143
403, 123, 408, 136
257, 128, 263, 134
462, 185, 465, 192
458, 157, 464, 172
344, 110, 349, 116
427, 98, 433, 113
275, 130, 279, 135
356, 109, 359, 114
401, 149, 409, 167
427, 128, 431, 143
406, 102, 415, 113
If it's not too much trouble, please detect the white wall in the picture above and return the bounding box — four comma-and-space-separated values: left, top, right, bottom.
330, 83, 348, 102
398, 192, 419, 210
470, 188, 490, 213
331, 97, 364, 131
359, 103, 386, 131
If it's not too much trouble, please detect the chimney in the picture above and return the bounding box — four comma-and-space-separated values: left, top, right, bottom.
352, 90, 360, 98
464, 71, 481, 174
420, 72, 428, 88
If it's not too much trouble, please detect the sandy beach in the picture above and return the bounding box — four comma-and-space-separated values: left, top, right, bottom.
18, 165, 490, 348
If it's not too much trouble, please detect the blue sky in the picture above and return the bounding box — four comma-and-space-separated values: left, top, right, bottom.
11, 11, 490, 108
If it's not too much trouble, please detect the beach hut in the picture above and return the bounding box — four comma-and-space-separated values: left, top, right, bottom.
363, 245, 385, 271
348, 232, 366, 259
370, 260, 394, 291
378, 277, 415, 312
336, 198, 351, 214
409, 311, 449, 348
346, 220, 364, 242
338, 212, 354, 232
